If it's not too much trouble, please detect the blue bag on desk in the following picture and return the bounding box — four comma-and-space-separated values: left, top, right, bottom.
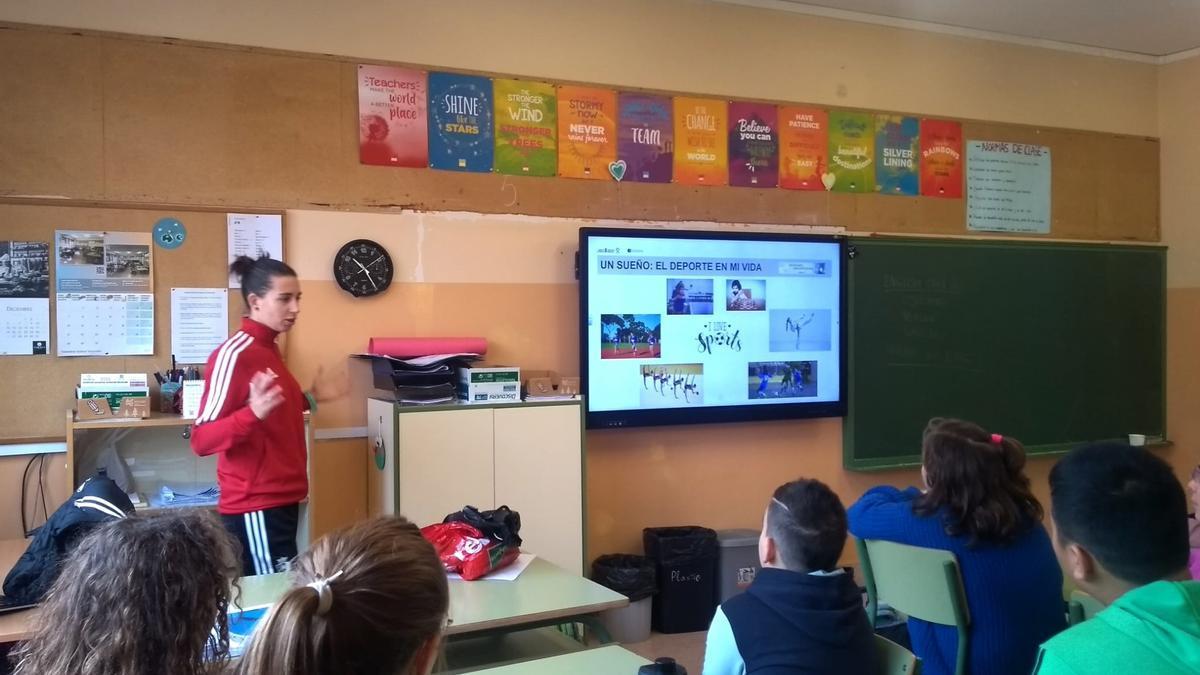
3, 473, 134, 604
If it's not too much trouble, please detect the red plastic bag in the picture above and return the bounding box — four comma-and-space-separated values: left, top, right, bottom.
421, 521, 520, 581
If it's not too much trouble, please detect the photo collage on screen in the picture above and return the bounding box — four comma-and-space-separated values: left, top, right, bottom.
588, 236, 839, 413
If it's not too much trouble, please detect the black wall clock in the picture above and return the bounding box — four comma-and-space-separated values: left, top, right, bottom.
334, 239, 394, 298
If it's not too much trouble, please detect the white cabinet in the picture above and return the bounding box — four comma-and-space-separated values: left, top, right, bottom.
367, 399, 585, 574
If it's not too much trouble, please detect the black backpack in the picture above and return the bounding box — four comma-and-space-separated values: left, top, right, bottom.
3, 473, 134, 604
443, 505, 522, 547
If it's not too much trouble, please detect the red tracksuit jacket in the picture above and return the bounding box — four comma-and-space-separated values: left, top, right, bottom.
190, 318, 309, 515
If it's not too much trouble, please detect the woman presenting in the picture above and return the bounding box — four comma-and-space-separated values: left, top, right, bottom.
191, 255, 345, 575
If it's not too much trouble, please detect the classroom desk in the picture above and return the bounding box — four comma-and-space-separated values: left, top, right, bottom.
464, 645, 652, 674
234, 557, 627, 639
0, 538, 33, 644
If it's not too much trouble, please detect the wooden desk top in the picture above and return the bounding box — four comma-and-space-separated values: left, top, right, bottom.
4, 550, 626, 645
0, 537, 34, 643
232, 557, 627, 636
467, 645, 652, 674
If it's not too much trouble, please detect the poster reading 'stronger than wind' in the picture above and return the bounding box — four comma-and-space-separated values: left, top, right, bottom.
966, 141, 1051, 234
494, 79, 557, 176
357, 65, 428, 167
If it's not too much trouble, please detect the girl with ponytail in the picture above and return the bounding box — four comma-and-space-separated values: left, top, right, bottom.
235, 515, 449, 675
847, 418, 1066, 675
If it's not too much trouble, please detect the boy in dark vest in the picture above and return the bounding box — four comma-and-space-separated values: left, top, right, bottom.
703, 478, 876, 675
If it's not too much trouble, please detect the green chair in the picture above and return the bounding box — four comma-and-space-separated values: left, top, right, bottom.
1067, 589, 1103, 625
875, 633, 919, 675
857, 538, 971, 675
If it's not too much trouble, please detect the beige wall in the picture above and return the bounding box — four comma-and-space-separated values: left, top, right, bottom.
1, 2, 1195, 558
1159, 55, 1200, 502
0, 0, 1158, 136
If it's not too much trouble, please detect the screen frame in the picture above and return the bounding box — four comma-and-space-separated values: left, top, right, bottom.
578, 227, 848, 430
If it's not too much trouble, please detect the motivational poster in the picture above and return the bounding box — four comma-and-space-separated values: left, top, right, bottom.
778, 106, 827, 191
617, 93, 672, 183
557, 86, 617, 180
493, 78, 557, 176
728, 102, 778, 188
920, 119, 963, 198
966, 141, 1051, 233
875, 115, 919, 196
673, 97, 728, 186
357, 65, 428, 168
828, 111, 874, 193
427, 72, 493, 172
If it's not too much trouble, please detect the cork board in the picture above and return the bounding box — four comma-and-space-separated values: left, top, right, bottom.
0, 25, 1160, 242
0, 202, 282, 441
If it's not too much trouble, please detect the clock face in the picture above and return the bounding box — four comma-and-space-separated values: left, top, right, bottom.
334, 239, 394, 298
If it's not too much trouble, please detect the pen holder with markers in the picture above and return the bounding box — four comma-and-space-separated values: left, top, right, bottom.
160, 382, 183, 414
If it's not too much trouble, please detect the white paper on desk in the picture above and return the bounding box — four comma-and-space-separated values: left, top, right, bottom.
447, 553, 536, 581
227, 214, 283, 288
171, 288, 229, 364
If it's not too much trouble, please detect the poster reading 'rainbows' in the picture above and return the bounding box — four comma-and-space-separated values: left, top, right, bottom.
778, 106, 827, 191
557, 86, 617, 180
494, 79, 557, 176
673, 97, 728, 186
920, 119, 964, 198
828, 111, 874, 193
357, 65, 428, 167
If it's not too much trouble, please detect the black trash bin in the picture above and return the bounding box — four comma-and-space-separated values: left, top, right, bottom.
643, 526, 718, 633
592, 554, 657, 642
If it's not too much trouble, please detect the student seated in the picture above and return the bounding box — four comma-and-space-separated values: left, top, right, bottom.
10, 509, 241, 675
703, 478, 875, 675
235, 515, 448, 675
1188, 465, 1200, 579
1034, 443, 1200, 674
847, 418, 1065, 675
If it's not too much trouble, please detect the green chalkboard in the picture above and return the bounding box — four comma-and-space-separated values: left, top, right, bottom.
845, 237, 1165, 470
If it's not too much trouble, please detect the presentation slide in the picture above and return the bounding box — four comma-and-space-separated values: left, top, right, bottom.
584, 233, 842, 414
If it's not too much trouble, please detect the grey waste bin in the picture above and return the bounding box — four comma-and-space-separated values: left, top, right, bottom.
716, 528, 761, 603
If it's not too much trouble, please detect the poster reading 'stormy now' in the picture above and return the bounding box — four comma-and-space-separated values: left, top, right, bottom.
557, 86, 617, 180
493, 79, 557, 176
357, 65, 428, 168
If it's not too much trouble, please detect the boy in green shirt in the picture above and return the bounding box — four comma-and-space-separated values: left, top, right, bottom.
1035, 443, 1200, 674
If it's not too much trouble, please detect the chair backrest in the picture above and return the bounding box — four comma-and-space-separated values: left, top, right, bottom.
857, 538, 971, 675
858, 538, 971, 628
1069, 590, 1103, 623
875, 634, 919, 675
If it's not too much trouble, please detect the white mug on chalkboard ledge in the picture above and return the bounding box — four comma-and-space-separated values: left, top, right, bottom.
1128, 433, 1147, 447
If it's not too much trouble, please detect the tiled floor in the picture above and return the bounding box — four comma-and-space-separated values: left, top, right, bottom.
624, 630, 708, 674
